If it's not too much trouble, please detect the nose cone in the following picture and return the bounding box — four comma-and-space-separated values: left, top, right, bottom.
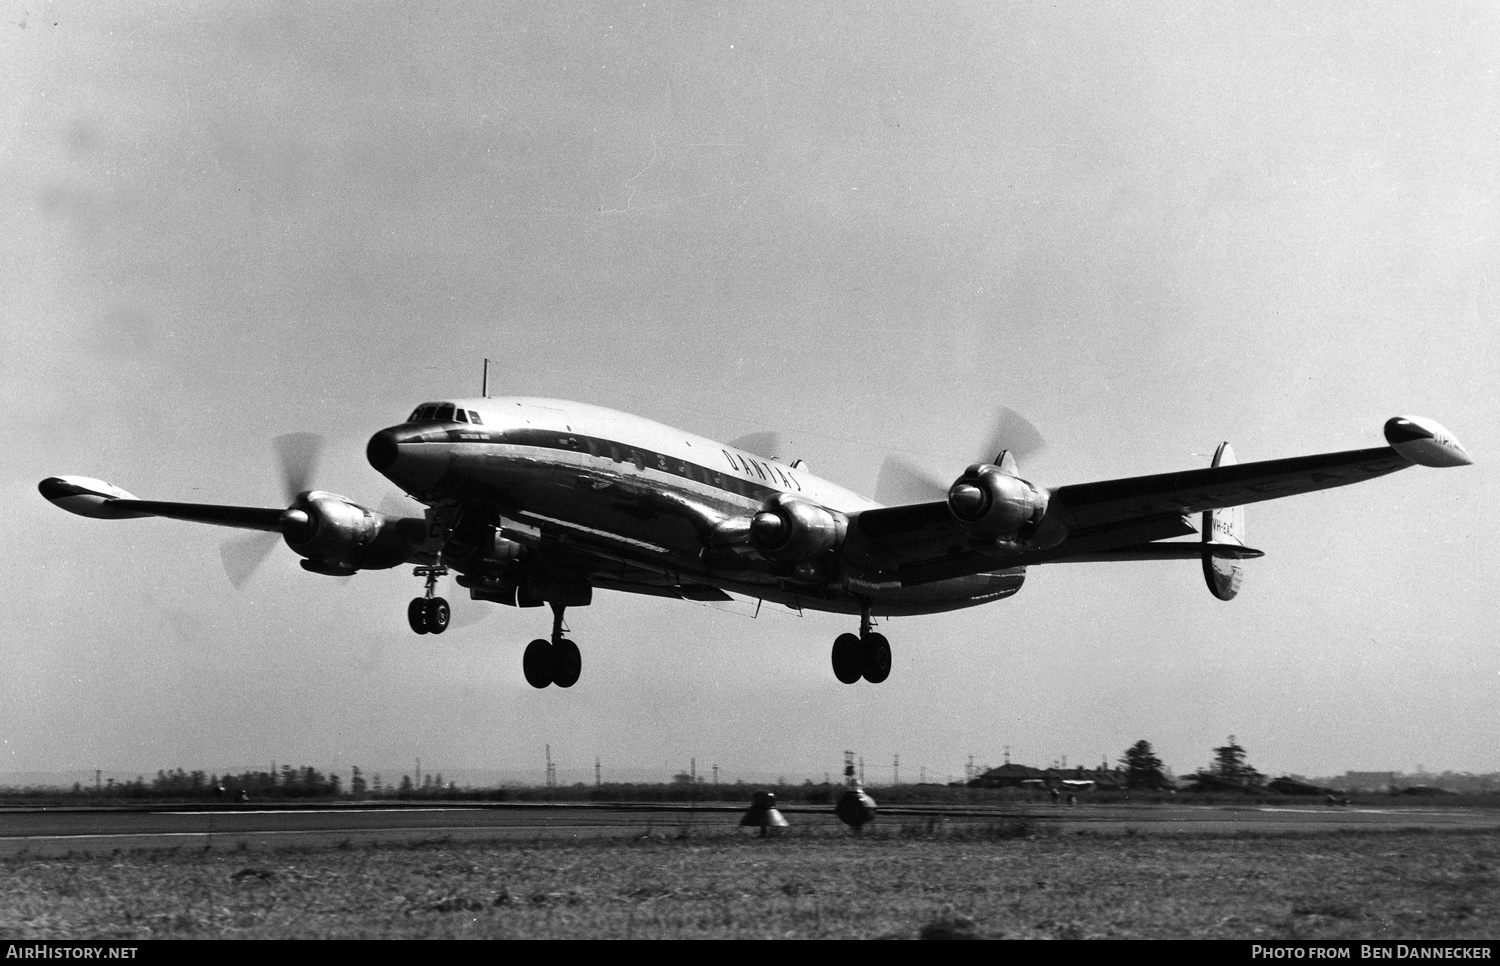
367, 426, 446, 490
366, 428, 400, 473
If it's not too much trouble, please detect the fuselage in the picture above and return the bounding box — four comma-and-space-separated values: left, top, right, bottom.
367, 396, 1024, 616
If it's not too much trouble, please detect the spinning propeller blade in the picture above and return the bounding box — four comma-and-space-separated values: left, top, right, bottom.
274, 432, 323, 502
221, 432, 326, 587
977, 406, 1046, 465
221, 532, 281, 589
875, 456, 949, 505
874, 406, 1047, 505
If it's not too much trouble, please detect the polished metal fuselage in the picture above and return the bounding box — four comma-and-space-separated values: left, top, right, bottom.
372, 396, 1023, 617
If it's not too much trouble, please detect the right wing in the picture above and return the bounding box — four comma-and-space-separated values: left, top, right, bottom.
845, 416, 1471, 587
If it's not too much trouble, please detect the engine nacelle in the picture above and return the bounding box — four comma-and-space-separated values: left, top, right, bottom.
947, 464, 1048, 540
748, 493, 847, 563
280, 490, 422, 572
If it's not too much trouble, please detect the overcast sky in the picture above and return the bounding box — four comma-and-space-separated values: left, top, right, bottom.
3, 2, 1496, 786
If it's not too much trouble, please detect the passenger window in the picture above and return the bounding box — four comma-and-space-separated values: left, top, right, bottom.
467, 411, 482, 425
436, 405, 455, 421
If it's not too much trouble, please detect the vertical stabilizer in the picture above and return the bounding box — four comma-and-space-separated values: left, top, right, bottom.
1202, 442, 1247, 601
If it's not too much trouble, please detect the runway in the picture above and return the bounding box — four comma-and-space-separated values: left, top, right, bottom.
3, 800, 1497, 857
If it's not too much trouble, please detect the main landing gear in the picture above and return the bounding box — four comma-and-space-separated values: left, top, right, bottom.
407, 566, 451, 635
831, 604, 891, 685
522, 602, 581, 689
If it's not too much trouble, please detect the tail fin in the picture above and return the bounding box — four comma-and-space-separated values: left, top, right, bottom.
1202, 442, 1247, 600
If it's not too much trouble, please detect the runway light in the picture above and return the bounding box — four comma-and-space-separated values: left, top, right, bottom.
835, 788, 877, 830
739, 791, 789, 837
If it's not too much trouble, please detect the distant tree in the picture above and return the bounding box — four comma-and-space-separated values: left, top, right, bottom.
1119, 740, 1171, 789
1188, 735, 1266, 791
398, 774, 414, 798
1211, 736, 1265, 790
351, 767, 367, 799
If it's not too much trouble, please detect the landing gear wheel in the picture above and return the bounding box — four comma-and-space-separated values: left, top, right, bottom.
425, 597, 450, 634
552, 639, 581, 688
407, 598, 430, 635
832, 633, 863, 684
522, 639, 553, 689
861, 632, 891, 684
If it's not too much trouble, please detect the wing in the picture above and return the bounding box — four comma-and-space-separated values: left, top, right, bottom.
845, 416, 1471, 587
39, 477, 285, 531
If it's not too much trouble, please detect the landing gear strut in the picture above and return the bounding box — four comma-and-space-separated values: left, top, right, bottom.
831, 603, 890, 684
522, 602, 582, 689
407, 566, 451, 635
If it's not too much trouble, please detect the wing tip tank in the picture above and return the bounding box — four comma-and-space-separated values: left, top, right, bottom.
38, 476, 142, 519
1384, 416, 1473, 468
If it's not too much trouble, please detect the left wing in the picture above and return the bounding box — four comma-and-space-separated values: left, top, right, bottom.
845, 416, 1471, 587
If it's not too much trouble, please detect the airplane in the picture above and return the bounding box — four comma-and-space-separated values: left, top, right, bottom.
39, 398, 1472, 689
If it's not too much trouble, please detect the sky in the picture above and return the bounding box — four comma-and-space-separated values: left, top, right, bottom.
3, 1, 1496, 787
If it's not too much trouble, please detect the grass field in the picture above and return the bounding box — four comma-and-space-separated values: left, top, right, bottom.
2, 823, 1496, 940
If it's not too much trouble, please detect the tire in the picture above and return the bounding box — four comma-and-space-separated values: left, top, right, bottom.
552, 639, 581, 689
861, 632, 892, 684
407, 598, 430, 635
522, 639, 553, 689
832, 633, 863, 684
426, 597, 451, 634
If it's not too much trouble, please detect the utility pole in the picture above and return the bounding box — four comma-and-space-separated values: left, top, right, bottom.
595, 757, 601, 787
545, 745, 556, 788
893, 754, 900, 786
712, 763, 719, 786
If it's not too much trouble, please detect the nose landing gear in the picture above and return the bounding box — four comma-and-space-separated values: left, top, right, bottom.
522, 602, 582, 689
831, 604, 890, 684
407, 566, 451, 635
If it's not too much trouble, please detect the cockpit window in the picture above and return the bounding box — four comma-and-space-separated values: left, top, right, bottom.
418, 405, 439, 420
408, 408, 423, 421
453, 408, 468, 423
435, 404, 455, 421
467, 411, 483, 425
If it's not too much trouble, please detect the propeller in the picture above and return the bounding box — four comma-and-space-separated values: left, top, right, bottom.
874, 406, 1047, 506
220, 433, 326, 588
273, 432, 323, 503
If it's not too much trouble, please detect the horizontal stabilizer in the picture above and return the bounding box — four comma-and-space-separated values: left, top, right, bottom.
1043, 541, 1264, 564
